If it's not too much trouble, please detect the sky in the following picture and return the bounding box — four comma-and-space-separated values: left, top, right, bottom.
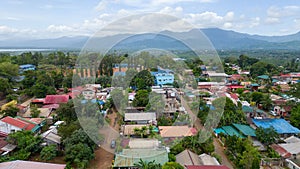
1, 0, 300, 40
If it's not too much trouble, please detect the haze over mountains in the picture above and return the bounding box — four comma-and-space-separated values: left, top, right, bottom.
1, 28, 300, 50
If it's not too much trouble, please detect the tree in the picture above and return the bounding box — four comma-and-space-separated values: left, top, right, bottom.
64, 143, 94, 169
134, 159, 161, 169
255, 127, 279, 145
0, 78, 11, 94
30, 106, 41, 118
56, 101, 77, 124
7, 130, 42, 156
162, 162, 184, 169
261, 94, 272, 110
251, 92, 263, 103
132, 90, 150, 107
1, 105, 19, 117
40, 145, 57, 161
0, 62, 19, 81
290, 104, 300, 129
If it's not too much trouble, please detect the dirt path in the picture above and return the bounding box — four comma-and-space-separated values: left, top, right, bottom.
180, 93, 234, 169
213, 138, 234, 169
88, 147, 114, 169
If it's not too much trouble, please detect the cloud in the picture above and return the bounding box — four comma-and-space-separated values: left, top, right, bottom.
267, 5, 300, 18
265, 17, 279, 24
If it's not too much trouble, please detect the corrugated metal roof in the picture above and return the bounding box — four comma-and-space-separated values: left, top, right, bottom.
114, 148, 168, 167
124, 112, 156, 121
232, 123, 256, 137
221, 126, 244, 138
0, 160, 66, 169
44, 95, 69, 104
252, 118, 300, 134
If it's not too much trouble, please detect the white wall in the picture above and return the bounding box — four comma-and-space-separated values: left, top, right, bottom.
0, 121, 22, 134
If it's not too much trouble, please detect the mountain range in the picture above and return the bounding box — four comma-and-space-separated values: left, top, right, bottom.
1, 28, 300, 50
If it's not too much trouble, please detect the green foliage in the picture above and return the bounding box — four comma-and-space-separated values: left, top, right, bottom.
168, 153, 176, 162
64, 143, 94, 169
225, 136, 260, 169
162, 162, 183, 169
58, 120, 81, 142
56, 101, 77, 124
255, 127, 279, 145
170, 133, 214, 155
40, 145, 57, 161
1, 105, 19, 117
0, 62, 19, 81
238, 54, 259, 70
290, 104, 300, 129
0, 78, 11, 94
213, 97, 246, 127
134, 159, 162, 169
250, 61, 277, 77
132, 89, 150, 107
30, 106, 41, 118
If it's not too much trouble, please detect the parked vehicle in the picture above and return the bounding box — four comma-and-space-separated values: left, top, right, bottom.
111, 140, 116, 148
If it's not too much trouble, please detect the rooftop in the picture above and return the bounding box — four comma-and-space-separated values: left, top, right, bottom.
124, 112, 156, 122
44, 95, 69, 104
113, 148, 168, 167
0, 160, 66, 169
252, 118, 300, 134
159, 126, 196, 138
232, 123, 256, 137
176, 149, 202, 166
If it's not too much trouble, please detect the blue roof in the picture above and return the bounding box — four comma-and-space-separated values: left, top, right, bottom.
258, 75, 269, 80
251, 83, 260, 87
19, 64, 35, 68
114, 72, 126, 76
252, 118, 300, 134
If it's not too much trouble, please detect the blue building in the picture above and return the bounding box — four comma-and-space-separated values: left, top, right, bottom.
19, 64, 36, 73
151, 67, 174, 86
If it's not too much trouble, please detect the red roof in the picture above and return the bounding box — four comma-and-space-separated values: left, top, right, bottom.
270, 144, 291, 158
186, 165, 230, 169
31, 99, 45, 103
42, 104, 60, 109
44, 95, 69, 104
230, 93, 239, 100
227, 85, 244, 89
1, 116, 35, 131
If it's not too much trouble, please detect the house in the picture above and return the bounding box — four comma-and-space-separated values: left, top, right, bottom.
0, 160, 66, 169
176, 149, 202, 167
82, 88, 96, 100
122, 124, 149, 136
252, 118, 300, 136
151, 71, 174, 86
185, 165, 230, 169
44, 95, 70, 104
159, 126, 197, 138
19, 64, 36, 73
124, 112, 156, 124
199, 153, 220, 165
128, 138, 160, 149
0, 116, 37, 134
23, 108, 52, 118
113, 148, 168, 168
41, 129, 61, 149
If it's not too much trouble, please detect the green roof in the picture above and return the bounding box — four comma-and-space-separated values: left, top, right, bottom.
221, 126, 245, 138
114, 149, 169, 167
232, 123, 256, 137
258, 75, 269, 80
251, 83, 260, 87
242, 106, 253, 113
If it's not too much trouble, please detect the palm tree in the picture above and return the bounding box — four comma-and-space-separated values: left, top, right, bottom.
134, 159, 161, 169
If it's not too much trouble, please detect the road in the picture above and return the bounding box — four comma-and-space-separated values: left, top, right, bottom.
180, 91, 234, 169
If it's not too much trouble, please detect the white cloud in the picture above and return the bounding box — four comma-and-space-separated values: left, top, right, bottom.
265, 17, 279, 24
249, 17, 260, 28
47, 25, 74, 33
267, 5, 300, 18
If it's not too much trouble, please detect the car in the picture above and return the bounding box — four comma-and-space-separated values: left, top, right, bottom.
111, 140, 116, 148
270, 110, 277, 116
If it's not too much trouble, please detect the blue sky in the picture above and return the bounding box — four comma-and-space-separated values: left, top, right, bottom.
1, 0, 300, 39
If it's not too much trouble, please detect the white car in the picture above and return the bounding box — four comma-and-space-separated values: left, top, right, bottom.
270, 110, 277, 116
